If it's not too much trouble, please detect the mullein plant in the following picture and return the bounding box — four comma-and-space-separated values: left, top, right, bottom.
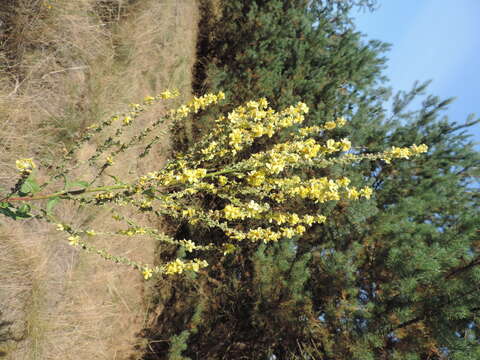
0, 91, 427, 280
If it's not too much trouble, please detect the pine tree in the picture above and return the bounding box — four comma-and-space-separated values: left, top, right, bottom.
192, 0, 388, 140
303, 80, 480, 359
144, 1, 480, 359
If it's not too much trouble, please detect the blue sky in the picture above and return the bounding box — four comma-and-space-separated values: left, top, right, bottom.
352, 0, 480, 149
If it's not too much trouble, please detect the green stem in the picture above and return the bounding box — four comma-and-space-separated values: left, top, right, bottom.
5, 168, 248, 203
5, 184, 129, 202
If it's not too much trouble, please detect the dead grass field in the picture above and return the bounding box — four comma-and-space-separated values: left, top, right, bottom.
0, 0, 199, 358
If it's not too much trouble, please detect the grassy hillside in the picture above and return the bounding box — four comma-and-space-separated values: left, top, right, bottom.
0, 1, 199, 358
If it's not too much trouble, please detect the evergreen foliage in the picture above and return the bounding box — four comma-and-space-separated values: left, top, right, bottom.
145, 1, 480, 359
194, 0, 387, 135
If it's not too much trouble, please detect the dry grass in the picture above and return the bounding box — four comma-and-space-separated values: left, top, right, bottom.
0, 0, 199, 358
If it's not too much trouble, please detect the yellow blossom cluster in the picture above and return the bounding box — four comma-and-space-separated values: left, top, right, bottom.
159, 89, 179, 100
76, 90, 427, 278
225, 219, 323, 243
172, 92, 225, 119
175, 168, 208, 184
120, 92, 424, 253
187, 99, 308, 164
142, 267, 154, 280
142, 259, 204, 279
221, 211, 328, 243
105, 156, 114, 165
221, 200, 270, 220
179, 239, 197, 252
288, 178, 370, 203
382, 144, 428, 164
68, 235, 80, 246
163, 258, 209, 275
266, 212, 326, 226
95, 192, 115, 200
10, 91, 430, 281
298, 116, 347, 137
243, 137, 351, 178
15, 158, 36, 173
226, 100, 307, 154
117, 227, 147, 236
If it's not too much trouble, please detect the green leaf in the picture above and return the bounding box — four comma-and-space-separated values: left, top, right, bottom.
46, 197, 60, 214
107, 174, 124, 185
0, 202, 31, 219
66, 181, 89, 190
0, 206, 18, 219
0, 202, 9, 208
17, 203, 31, 215
142, 188, 155, 197
0, 202, 16, 219
20, 178, 41, 195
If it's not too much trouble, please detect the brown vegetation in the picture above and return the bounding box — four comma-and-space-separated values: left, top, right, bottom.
0, 0, 199, 358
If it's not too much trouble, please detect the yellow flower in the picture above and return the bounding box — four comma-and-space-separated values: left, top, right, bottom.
382, 156, 392, 164
325, 139, 337, 152
247, 171, 265, 187
336, 177, 351, 187
16, 158, 36, 173
295, 225, 306, 235
176, 105, 190, 118
123, 116, 132, 125
188, 262, 200, 272
182, 240, 196, 252
56, 224, 65, 231
270, 212, 288, 225
258, 98, 268, 108
336, 117, 347, 127
411, 144, 428, 154
340, 138, 351, 152
191, 259, 209, 271
246, 100, 260, 109
178, 168, 207, 184
361, 187, 373, 199
282, 227, 296, 238
288, 213, 301, 225
265, 155, 286, 174
182, 208, 196, 218
316, 215, 327, 223
251, 124, 265, 137
224, 205, 244, 220
160, 90, 174, 99
68, 235, 80, 246
165, 258, 185, 275
142, 267, 153, 280
140, 200, 152, 209
347, 187, 360, 200
218, 176, 228, 186
297, 102, 309, 114
324, 121, 336, 130
229, 129, 244, 149
223, 243, 237, 255
391, 146, 411, 159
